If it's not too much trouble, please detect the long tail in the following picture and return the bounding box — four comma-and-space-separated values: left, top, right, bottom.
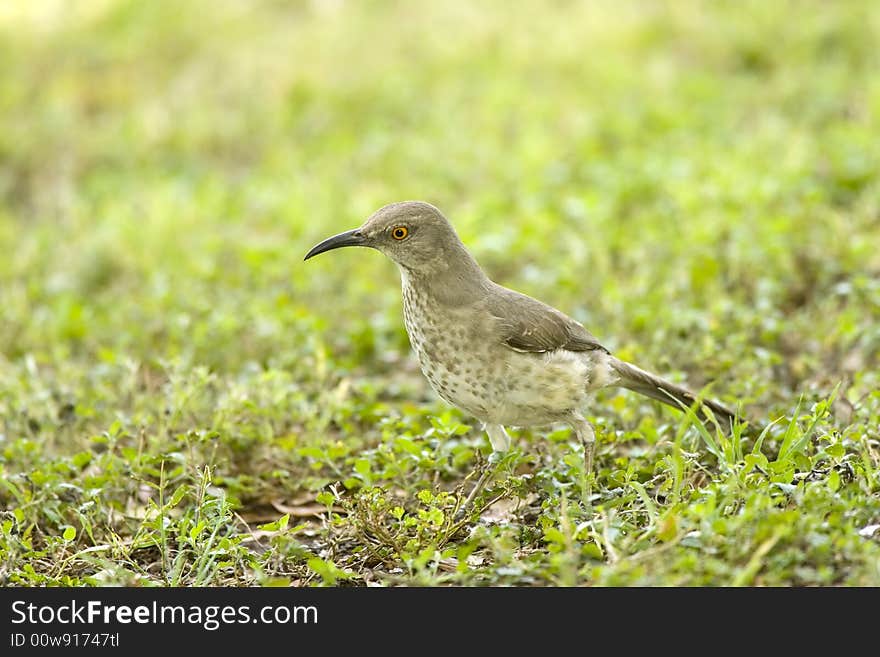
608, 356, 738, 432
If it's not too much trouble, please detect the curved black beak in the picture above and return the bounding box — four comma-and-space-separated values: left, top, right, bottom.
303, 229, 367, 261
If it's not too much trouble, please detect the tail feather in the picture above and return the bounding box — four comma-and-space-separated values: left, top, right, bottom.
608, 357, 738, 432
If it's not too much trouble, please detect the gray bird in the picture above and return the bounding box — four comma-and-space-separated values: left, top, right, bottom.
305, 201, 737, 481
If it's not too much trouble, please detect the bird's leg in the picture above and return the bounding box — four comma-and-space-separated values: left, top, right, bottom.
486, 423, 511, 452
570, 413, 596, 474
457, 424, 510, 518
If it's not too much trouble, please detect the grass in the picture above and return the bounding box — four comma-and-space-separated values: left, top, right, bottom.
1, 0, 879, 586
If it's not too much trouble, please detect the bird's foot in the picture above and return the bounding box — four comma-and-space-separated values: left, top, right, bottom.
455, 451, 504, 521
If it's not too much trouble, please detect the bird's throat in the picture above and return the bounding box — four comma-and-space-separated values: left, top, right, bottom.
400, 262, 489, 309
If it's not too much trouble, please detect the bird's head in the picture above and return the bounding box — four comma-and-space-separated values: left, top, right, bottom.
304, 201, 468, 274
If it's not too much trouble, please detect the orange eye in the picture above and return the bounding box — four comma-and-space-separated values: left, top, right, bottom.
391, 226, 409, 240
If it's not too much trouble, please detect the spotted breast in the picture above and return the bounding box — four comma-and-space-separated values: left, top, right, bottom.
400, 271, 607, 428
401, 275, 495, 420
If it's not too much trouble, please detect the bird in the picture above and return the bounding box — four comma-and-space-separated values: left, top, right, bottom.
305, 201, 738, 494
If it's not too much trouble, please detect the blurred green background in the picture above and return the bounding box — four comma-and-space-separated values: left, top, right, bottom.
1, 0, 878, 585
3, 0, 877, 377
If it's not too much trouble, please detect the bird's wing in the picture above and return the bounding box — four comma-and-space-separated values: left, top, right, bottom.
484, 286, 608, 354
